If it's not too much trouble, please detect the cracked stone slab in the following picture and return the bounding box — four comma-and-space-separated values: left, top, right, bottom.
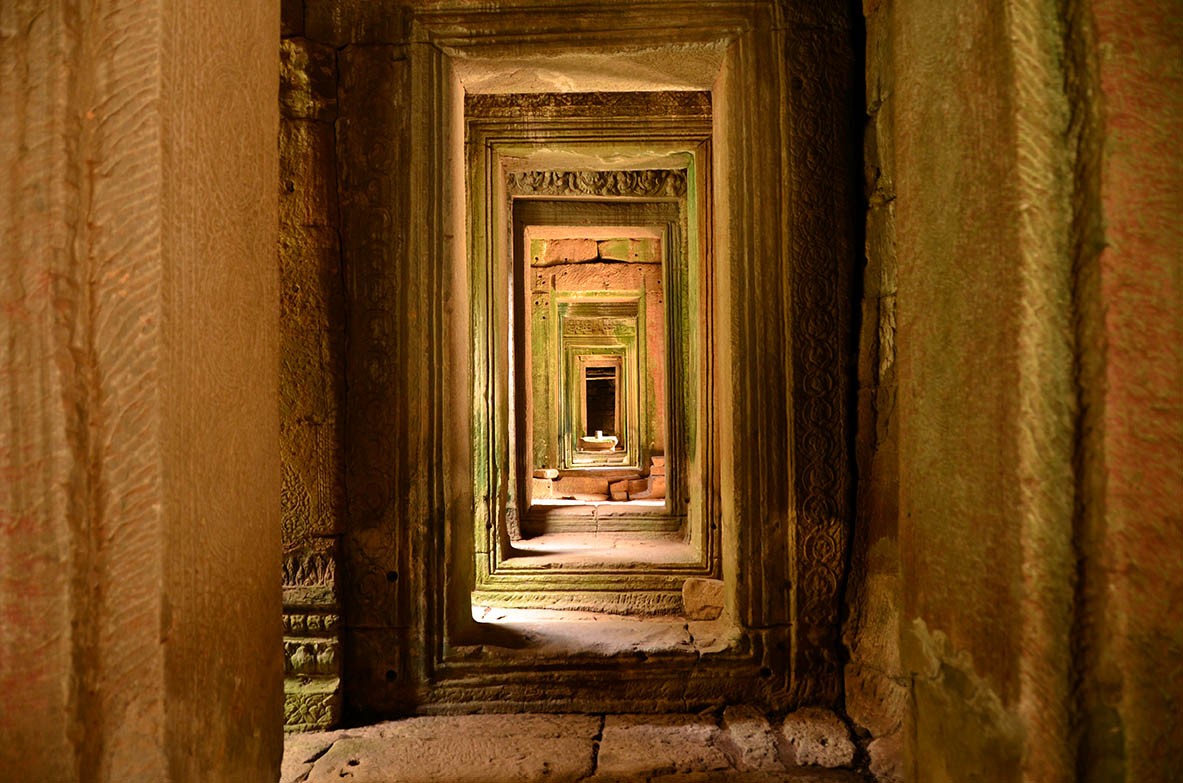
304, 714, 600, 782
592, 714, 732, 781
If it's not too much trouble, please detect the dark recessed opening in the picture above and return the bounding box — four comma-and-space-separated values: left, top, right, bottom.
584, 368, 617, 438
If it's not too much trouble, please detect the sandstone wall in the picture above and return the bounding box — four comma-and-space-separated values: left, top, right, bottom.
0, 0, 282, 779
864, 0, 1183, 781
279, 0, 347, 731
1071, 0, 1183, 777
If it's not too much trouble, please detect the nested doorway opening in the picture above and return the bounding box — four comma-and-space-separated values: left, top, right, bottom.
339, 3, 856, 716
465, 94, 720, 630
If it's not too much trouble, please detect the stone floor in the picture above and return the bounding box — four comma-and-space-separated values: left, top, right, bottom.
283, 712, 871, 783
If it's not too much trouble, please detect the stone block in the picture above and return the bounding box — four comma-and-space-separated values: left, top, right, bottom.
598, 237, 661, 262
283, 676, 341, 732
650, 456, 667, 476
305, 0, 407, 46
844, 665, 905, 738
285, 638, 340, 677
532, 477, 554, 499
281, 419, 345, 543
280, 38, 338, 122
280, 326, 337, 422
867, 731, 904, 783
596, 715, 730, 779
305, 715, 599, 782
282, 729, 344, 783
280, 119, 339, 228
533, 468, 559, 479
720, 705, 782, 772
683, 577, 725, 620
282, 540, 337, 599
542, 238, 599, 264
634, 474, 667, 499
281, 0, 304, 37
610, 480, 630, 501
777, 708, 856, 769
551, 261, 650, 292
283, 610, 340, 637
280, 224, 344, 332
552, 476, 610, 498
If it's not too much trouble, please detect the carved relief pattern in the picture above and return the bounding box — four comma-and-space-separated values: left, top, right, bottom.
785, 27, 856, 700
283, 551, 336, 587
507, 169, 687, 199
284, 638, 340, 676
467, 91, 711, 118
284, 611, 340, 636
283, 686, 340, 731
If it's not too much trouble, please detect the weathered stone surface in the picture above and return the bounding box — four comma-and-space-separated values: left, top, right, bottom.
281, 0, 304, 37
634, 474, 668, 500
596, 715, 731, 780
281, 327, 338, 423
866, 732, 903, 783
282, 422, 345, 543
720, 706, 781, 772
0, 1, 281, 779
280, 38, 338, 122
552, 476, 611, 497
305, 0, 407, 45
281, 728, 343, 783
306, 715, 599, 782
280, 225, 344, 332
542, 238, 599, 263
598, 237, 661, 262
285, 637, 340, 677
280, 119, 339, 228
532, 477, 555, 499
777, 709, 855, 769
683, 578, 725, 620
284, 677, 341, 733
843, 665, 905, 738
649, 772, 864, 783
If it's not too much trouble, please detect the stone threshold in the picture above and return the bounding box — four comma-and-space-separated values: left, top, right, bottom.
283, 711, 869, 783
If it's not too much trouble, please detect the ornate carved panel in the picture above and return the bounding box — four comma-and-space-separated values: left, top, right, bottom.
506, 169, 688, 199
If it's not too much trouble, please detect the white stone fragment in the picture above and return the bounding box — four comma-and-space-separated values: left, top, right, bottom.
720, 705, 782, 771
777, 707, 856, 769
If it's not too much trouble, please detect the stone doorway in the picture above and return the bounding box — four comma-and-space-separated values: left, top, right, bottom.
279, 0, 857, 725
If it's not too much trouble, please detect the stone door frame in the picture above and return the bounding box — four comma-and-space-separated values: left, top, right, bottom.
340, 0, 855, 717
